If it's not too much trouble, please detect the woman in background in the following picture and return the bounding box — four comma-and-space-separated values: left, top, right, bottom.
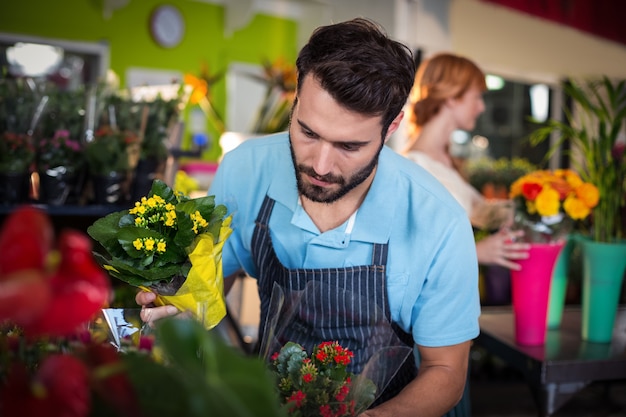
403, 52, 529, 271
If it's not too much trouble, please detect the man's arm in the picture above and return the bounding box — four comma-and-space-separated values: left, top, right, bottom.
361, 341, 471, 417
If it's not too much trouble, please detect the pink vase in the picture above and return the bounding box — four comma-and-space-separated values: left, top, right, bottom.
510, 241, 565, 346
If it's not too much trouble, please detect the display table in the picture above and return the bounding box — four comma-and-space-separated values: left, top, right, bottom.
0, 204, 129, 233
475, 306, 626, 417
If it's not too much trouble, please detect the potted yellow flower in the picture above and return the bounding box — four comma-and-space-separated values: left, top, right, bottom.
507, 169, 598, 345
529, 77, 625, 243
528, 77, 626, 343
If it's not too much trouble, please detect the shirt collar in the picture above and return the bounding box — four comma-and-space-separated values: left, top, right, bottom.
266, 145, 398, 244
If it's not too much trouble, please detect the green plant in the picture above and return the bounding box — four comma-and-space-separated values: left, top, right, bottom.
138, 95, 180, 161
0, 132, 35, 173
84, 126, 134, 175
529, 77, 626, 242
36, 129, 84, 172
466, 157, 537, 193
248, 58, 296, 134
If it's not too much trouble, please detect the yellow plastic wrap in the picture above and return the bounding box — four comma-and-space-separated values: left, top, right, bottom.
144, 216, 233, 330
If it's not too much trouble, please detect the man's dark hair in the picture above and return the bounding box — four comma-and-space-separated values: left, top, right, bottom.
296, 17, 416, 138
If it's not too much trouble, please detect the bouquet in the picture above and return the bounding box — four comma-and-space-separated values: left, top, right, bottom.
261, 281, 413, 415
270, 341, 375, 417
509, 169, 599, 242
87, 179, 233, 329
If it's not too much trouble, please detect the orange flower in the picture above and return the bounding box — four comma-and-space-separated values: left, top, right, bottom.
184, 73, 208, 105
575, 182, 600, 208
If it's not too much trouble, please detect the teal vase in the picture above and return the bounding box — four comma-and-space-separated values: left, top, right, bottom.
580, 238, 626, 343
547, 234, 576, 329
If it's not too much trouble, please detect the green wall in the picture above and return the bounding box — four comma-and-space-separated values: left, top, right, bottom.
0, 0, 298, 160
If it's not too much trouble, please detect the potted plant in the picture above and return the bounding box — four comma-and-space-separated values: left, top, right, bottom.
529, 76, 626, 343
0, 78, 43, 204
130, 95, 181, 201
529, 76, 626, 243
36, 129, 84, 205
84, 125, 137, 205
0, 132, 35, 204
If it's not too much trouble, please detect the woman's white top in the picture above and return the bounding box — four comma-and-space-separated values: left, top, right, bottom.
404, 150, 512, 230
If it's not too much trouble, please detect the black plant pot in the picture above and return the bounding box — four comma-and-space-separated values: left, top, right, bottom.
92, 171, 127, 205
130, 158, 161, 202
0, 171, 31, 205
38, 167, 79, 206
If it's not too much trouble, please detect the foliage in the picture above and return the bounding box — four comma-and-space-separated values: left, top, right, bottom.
248, 58, 296, 134
39, 86, 87, 143
36, 129, 84, 172
0, 132, 35, 173
509, 169, 599, 242
139, 95, 180, 161
84, 125, 136, 175
467, 157, 537, 193
528, 77, 626, 242
270, 341, 376, 417
87, 180, 232, 328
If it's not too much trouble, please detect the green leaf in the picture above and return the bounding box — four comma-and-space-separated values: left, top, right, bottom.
155, 319, 287, 417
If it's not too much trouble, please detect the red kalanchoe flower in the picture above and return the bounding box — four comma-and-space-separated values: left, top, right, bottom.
287, 390, 306, 408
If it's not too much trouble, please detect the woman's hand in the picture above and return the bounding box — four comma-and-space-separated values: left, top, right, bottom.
476, 228, 530, 271
135, 290, 179, 326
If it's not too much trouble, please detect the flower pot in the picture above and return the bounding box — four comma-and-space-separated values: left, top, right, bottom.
510, 241, 565, 345
0, 171, 31, 205
92, 172, 127, 205
547, 234, 577, 329
38, 167, 78, 206
580, 238, 626, 343
130, 158, 161, 202
482, 265, 511, 305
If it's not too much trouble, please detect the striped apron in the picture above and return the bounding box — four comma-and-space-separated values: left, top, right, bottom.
252, 195, 417, 404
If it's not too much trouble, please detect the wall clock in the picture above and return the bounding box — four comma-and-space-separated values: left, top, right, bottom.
150, 4, 185, 48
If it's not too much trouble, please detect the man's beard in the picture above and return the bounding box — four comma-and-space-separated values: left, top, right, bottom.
289, 135, 383, 204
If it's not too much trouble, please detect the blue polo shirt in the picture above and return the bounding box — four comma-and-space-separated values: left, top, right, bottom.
209, 133, 480, 347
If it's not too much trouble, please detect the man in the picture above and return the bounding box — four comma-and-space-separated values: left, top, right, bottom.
138, 18, 480, 417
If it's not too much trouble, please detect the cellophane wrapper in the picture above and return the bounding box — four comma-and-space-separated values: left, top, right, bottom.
259, 280, 413, 413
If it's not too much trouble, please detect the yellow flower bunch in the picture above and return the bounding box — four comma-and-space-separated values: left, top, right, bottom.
88, 180, 232, 329
509, 169, 599, 221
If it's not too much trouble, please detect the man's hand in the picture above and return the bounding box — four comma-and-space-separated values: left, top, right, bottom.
135, 290, 179, 325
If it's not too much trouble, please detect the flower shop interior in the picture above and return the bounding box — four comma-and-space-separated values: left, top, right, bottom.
1, 0, 626, 416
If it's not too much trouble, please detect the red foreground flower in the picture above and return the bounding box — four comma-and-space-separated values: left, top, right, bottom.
0, 354, 91, 417
0, 206, 110, 337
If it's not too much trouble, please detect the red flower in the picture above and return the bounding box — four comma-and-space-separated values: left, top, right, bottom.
23, 230, 110, 337
315, 350, 328, 362
302, 373, 313, 383
320, 404, 333, 417
0, 207, 111, 338
287, 390, 306, 408
83, 343, 142, 417
0, 354, 91, 417
335, 383, 350, 401
521, 182, 543, 201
